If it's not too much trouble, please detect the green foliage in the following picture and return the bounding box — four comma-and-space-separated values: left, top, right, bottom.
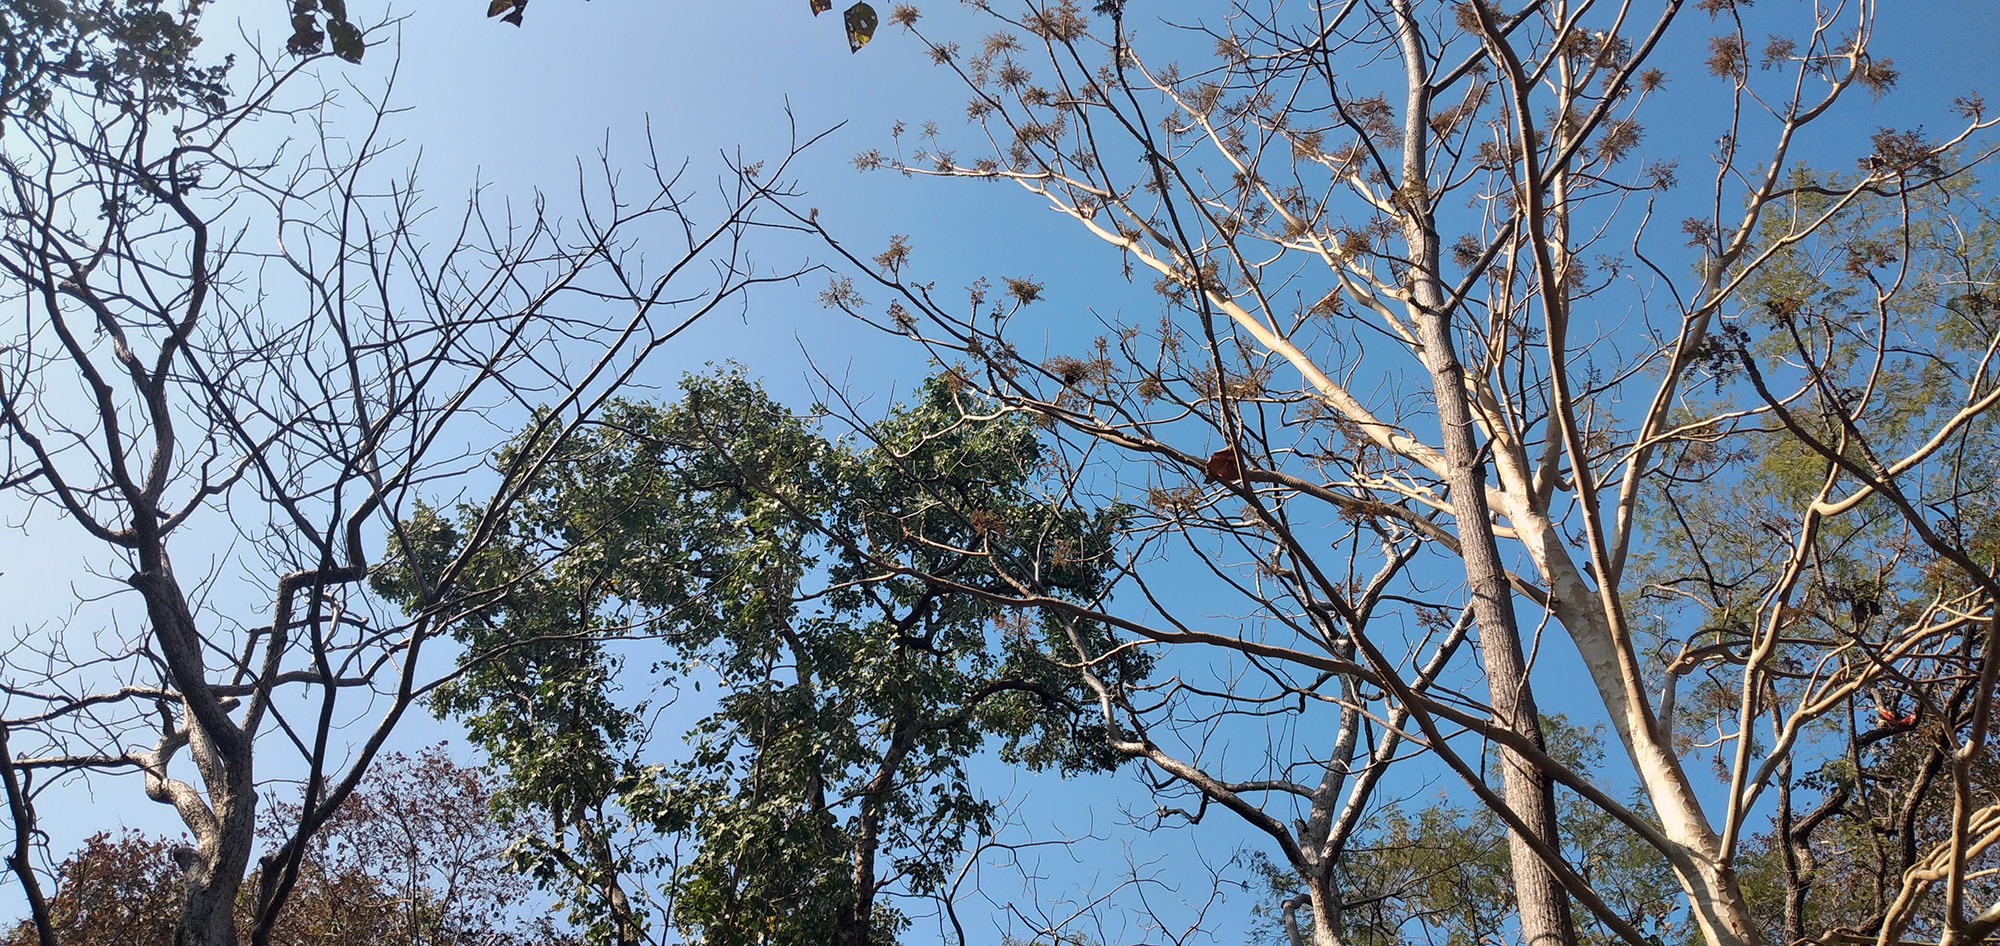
1249, 717, 1685, 946
377, 368, 1139, 945
1733, 708, 2000, 944
1636, 157, 2000, 943
1638, 160, 2000, 765
0, 0, 230, 129
1544, 719, 1686, 946
287, 0, 364, 61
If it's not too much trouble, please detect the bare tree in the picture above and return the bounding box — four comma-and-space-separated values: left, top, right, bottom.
0, 23, 815, 946
795, 1, 2000, 944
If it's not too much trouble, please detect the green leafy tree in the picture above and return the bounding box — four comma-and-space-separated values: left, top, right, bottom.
377, 369, 1137, 946
1249, 717, 1683, 946
0, 0, 228, 129
1646, 164, 2000, 946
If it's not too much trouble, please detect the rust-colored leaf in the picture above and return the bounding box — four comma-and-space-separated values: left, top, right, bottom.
1203, 446, 1242, 484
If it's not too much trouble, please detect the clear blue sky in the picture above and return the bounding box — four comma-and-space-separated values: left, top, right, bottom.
10, 0, 2000, 940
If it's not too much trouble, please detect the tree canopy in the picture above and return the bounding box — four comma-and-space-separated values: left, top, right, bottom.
0, 0, 227, 126
802, 1, 2000, 944
377, 369, 1136, 945
6, 1, 2000, 945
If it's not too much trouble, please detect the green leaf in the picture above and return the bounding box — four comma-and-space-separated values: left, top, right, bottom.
327, 17, 365, 62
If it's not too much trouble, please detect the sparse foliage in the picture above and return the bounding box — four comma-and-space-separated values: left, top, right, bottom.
797, 1, 2000, 944
0, 22, 806, 946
